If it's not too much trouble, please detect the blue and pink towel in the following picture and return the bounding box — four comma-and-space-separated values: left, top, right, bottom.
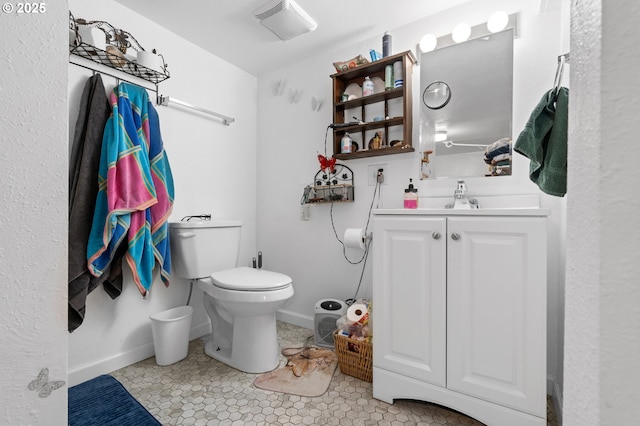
87, 83, 174, 296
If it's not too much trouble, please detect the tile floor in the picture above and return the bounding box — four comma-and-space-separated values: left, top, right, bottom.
111, 321, 558, 426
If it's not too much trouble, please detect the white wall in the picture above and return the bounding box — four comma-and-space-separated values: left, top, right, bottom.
0, 2, 68, 425
3, 1, 639, 425
564, 0, 640, 424
67, 0, 258, 386
257, 0, 568, 405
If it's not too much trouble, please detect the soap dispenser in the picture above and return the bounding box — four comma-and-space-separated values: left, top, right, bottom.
404, 178, 418, 209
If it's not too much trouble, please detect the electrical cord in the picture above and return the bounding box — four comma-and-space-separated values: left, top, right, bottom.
328, 179, 380, 301
281, 333, 329, 359
330, 178, 379, 264
322, 123, 379, 300
323, 125, 331, 158
344, 237, 371, 304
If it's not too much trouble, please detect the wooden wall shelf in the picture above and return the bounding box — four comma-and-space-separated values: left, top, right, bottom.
331, 51, 416, 160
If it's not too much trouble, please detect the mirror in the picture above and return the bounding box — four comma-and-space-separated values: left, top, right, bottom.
423, 81, 452, 109
420, 29, 513, 179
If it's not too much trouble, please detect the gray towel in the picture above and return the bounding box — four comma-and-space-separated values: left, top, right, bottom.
68, 75, 118, 332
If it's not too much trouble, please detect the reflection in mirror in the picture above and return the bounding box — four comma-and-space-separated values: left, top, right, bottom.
420, 29, 513, 179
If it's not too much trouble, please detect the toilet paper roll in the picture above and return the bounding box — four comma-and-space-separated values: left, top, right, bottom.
344, 228, 365, 250
347, 303, 369, 323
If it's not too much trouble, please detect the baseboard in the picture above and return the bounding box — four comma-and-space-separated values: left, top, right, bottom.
190, 320, 211, 340
277, 308, 313, 330
68, 341, 156, 387
68, 320, 211, 387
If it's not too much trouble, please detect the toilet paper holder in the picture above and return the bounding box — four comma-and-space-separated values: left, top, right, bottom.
343, 228, 372, 250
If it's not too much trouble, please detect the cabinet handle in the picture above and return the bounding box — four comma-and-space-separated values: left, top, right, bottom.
451, 233, 461, 241
432, 232, 441, 240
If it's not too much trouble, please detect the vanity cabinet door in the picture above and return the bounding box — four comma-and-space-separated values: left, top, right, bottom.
446, 216, 547, 417
373, 215, 447, 387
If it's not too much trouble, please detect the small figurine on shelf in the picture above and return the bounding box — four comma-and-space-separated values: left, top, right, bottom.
368, 131, 383, 150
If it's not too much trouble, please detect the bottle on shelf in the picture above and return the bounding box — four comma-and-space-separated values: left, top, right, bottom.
362, 76, 374, 96
385, 64, 394, 91
383, 31, 392, 57
341, 132, 353, 154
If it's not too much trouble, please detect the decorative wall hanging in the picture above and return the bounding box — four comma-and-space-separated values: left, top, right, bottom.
305, 162, 354, 204
28, 368, 65, 398
288, 88, 302, 103
271, 79, 285, 96
311, 96, 323, 111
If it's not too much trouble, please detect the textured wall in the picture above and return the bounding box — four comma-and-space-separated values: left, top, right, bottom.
598, 1, 640, 422
565, 0, 640, 424
0, 2, 69, 425
565, 1, 601, 423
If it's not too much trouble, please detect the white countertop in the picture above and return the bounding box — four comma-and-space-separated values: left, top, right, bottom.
373, 208, 549, 216
373, 194, 550, 216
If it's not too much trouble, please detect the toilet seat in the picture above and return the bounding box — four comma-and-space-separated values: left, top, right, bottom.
211, 266, 292, 291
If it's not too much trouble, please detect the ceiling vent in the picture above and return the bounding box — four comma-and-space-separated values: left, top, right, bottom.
253, 0, 317, 41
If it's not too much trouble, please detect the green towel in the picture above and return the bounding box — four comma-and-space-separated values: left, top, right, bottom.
514, 87, 569, 197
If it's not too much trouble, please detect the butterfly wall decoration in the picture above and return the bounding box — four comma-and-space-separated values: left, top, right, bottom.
317, 154, 336, 174
28, 367, 65, 398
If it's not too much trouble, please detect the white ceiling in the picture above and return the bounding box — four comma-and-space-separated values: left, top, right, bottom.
114, 0, 470, 76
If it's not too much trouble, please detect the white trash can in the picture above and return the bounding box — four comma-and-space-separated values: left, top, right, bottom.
149, 305, 194, 366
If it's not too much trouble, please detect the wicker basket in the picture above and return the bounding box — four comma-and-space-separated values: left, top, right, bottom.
333, 333, 373, 382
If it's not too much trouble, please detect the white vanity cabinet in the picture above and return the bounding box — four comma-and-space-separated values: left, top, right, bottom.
372, 210, 548, 426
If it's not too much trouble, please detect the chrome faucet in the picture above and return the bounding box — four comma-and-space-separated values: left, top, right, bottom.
447, 180, 479, 209
454, 179, 467, 200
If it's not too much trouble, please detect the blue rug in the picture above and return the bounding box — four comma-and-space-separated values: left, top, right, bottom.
68, 374, 161, 426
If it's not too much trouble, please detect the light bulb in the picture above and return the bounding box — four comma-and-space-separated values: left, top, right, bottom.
452, 23, 471, 43
488, 11, 509, 33
435, 131, 447, 142
419, 34, 438, 52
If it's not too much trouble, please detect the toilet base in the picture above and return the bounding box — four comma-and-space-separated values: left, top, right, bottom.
204, 313, 281, 373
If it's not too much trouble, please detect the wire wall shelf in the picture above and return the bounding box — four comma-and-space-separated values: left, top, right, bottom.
69, 42, 170, 85
307, 164, 354, 204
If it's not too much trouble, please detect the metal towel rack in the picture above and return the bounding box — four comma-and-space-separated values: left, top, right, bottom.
69, 43, 235, 126
157, 95, 235, 126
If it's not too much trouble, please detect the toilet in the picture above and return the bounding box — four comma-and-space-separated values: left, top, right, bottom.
169, 220, 294, 373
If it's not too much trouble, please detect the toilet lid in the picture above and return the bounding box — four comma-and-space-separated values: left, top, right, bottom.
210, 266, 292, 291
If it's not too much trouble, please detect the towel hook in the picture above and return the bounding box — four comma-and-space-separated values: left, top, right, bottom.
553, 52, 569, 97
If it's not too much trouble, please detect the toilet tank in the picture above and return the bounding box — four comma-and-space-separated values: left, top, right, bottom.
169, 220, 242, 279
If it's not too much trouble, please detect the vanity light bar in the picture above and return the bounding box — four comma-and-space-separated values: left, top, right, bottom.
417, 12, 518, 55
